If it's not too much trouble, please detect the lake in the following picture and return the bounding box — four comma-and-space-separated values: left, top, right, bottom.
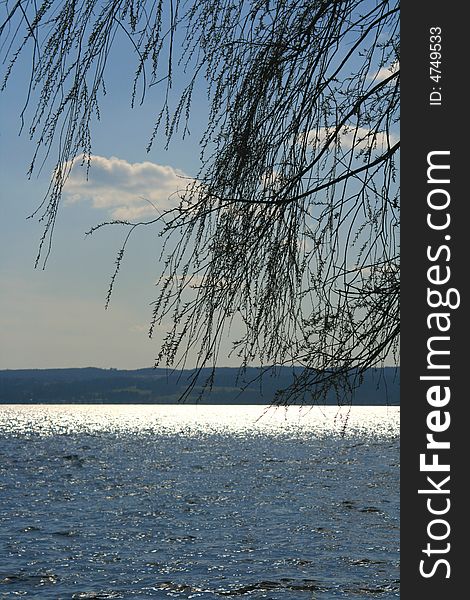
0, 405, 399, 599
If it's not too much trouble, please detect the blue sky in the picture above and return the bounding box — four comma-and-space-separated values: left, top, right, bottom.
0, 27, 214, 370
0, 3, 398, 371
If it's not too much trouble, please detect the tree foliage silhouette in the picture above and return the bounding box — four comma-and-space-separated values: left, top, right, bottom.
1, 0, 399, 402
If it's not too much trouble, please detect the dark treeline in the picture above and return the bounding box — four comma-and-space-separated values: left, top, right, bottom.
0, 367, 399, 405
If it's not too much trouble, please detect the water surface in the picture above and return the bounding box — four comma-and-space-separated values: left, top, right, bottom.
0, 405, 399, 599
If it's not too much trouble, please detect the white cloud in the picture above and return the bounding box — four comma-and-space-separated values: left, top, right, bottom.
64, 155, 193, 220
301, 126, 398, 153
372, 60, 399, 82
129, 323, 150, 334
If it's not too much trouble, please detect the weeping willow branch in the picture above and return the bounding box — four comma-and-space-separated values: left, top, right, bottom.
1, 0, 400, 403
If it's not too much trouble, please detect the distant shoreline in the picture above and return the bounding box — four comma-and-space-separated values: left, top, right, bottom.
0, 366, 399, 406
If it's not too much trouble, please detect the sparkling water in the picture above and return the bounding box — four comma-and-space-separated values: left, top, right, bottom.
0, 405, 399, 599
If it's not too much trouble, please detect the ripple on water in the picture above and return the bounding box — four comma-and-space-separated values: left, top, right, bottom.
0, 405, 399, 599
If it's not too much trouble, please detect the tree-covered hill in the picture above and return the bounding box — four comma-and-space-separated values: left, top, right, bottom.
0, 367, 399, 405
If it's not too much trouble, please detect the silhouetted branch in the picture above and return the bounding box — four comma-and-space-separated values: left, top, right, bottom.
1, 0, 400, 402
